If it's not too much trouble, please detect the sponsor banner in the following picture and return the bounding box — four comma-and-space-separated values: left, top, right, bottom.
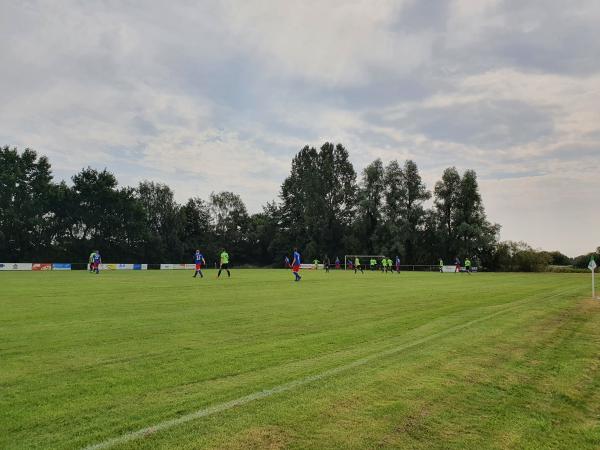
98, 263, 149, 270
160, 264, 194, 270
0, 263, 33, 271
299, 263, 324, 270
441, 265, 478, 273
52, 263, 72, 270
32, 263, 52, 271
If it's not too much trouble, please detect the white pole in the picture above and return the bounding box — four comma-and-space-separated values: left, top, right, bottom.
593, 268, 596, 299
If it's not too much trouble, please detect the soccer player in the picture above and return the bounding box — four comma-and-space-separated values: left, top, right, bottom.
454, 256, 461, 273
313, 258, 319, 270
193, 250, 206, 278
381, 258, 387, 273
370, 258, 376, 271
217, 249, 231, 278
92, 250, 101, 274
335, 257, 341, 270
354, 256, 364, 274
387, 257, 393, 273
347, 258, 353, 270
465, 257, 472, 274
291, 248, 302, 281
88, 250, 96, 272
324, 255, 330, 273
395, 255, 401, 273
439, 258, 444, 273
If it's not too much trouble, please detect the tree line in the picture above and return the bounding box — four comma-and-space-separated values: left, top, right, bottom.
0, 144, 588, 270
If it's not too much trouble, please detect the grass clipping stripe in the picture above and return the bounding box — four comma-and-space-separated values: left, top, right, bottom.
83, 287, 577, 450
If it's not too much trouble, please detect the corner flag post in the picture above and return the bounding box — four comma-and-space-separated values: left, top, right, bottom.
589, 256, 597, 299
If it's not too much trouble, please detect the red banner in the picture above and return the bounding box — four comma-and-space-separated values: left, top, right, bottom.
32, 263, 52, 271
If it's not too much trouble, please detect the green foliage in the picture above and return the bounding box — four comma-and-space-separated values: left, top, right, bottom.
0, 146, 54, 260
492, 241, 553, 272
434, 167, 499, 266
279, 143, 357, 259
1, 144, 541, 268
571, 247, 600, 269
540, 250, 573, 266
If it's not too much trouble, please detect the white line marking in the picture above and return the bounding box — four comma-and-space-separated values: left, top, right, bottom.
83, 288, 578, 450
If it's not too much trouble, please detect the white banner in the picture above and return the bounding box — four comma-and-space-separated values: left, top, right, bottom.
441, 265, 478, 273
160, 264, 194, 270
0, 263, 33, 271
100, 263, 148, 270
299, 263, 324, 270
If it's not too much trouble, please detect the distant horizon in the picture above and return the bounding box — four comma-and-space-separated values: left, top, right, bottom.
1, 1, 598, 257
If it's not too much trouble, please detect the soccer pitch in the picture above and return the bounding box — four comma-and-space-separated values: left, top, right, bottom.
2, 270, 599, 449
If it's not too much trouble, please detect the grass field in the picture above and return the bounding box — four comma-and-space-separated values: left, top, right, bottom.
1, 269, 599, 449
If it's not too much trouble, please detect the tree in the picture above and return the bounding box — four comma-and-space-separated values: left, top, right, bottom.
316, 143, 357, 258
279, 143, 357, 260
434, 167, 461, 258
434, 168, 499, 266
0, 147, 55, 261
69, 168, 146, 261
0, 145, 513, 269
382, 160, 406, 256
402, 160, 431, 263
454, 170, 499, 264
539, 251, 572, 266
209, 191, 249, 263
572, 247, 600, 269
492, 241, 551, 272
246, 203, 283, 266
355, 159, 385, 254
136, 181, 184, 263
181, 197, 212, 259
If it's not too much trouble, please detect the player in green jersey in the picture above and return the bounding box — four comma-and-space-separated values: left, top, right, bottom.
217, 249, 231, 278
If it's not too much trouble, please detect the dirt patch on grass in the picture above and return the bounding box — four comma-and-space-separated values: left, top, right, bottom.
220, 425, 290, 450
396, 406, 431, 435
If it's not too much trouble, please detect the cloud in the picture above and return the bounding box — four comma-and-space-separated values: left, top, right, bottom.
0, 0, 599, 255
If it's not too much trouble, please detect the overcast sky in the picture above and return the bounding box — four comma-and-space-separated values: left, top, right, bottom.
1, 0, 599, 256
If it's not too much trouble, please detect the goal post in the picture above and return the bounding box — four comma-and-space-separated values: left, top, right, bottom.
344, 255, 386, 270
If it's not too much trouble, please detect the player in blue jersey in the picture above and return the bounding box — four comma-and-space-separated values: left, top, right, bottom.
92, 250, 101, 274
395, 255, 401, 273
291, 248, 302, 281
193, 250, 206, 278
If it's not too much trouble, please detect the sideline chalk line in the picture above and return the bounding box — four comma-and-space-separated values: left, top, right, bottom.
83, 286, 579, 449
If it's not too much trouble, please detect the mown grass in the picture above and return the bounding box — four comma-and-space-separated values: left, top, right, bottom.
1, 269, 599, 449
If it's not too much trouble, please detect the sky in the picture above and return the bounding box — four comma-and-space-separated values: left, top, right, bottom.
1, 0, 599, 256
